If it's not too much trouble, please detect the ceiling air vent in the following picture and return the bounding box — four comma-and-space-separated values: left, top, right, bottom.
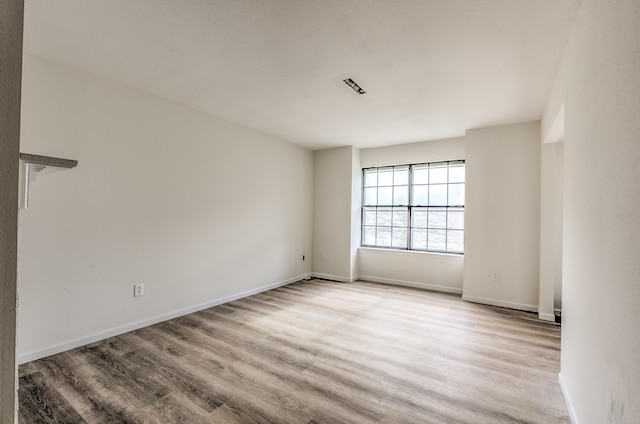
343, 78, 366, 95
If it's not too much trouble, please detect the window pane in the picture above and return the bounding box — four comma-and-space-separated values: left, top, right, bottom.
447, 230, 464, 253
412, 185, 428, 205
448, 183, 465, 206
393, 208, 408, 227
428, 229, 446, 251
378, 168, 393, 186
363, 207, 377, 225
377, 208, 392, 226
376, 226, 392, 246
428, 208, 447, 229
430, 164, 448, 184
428, 184, 447, 206
447, 208, 464, 230
411, 228, 427, 250
412, 208, 427, 228
449, 165, 465, 183
394, 167, 409, 185
364, 169, 378, 187
392, 227, 407, 248
363, 226, 376, 245
363, 161, 464, 254
413, 166, 429, 184
364, 187, 377, 205
394, 185, 408, 205
378, 187, 393, 205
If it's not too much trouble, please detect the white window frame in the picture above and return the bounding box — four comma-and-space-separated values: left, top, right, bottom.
361, 160, 465, 254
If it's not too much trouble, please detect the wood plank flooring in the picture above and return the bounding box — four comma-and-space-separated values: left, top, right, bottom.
18, 279, 569, 423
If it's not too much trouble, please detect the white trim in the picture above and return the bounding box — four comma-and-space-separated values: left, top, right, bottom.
543, 103, 565, 144
311, 272, 355, 283
18, 274, 309, 364
461, 294, 537, 313
559, 372, 579, 424
539, 312, 556, 322
357, 275, 463, 295
358, 246, 464, 260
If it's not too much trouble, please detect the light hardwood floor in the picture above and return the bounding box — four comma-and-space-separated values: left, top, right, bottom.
18, 279, 569, 423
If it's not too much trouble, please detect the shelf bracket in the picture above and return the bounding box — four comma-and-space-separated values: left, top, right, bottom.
19, 153, 78, 209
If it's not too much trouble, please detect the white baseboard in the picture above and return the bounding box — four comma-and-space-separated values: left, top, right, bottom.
311, 273, 355, 283
559, 372, 579, 424
357, 275, 463, 295
539, 312, 556, 322
461, 294, 537, 313
18, 274, 309, 364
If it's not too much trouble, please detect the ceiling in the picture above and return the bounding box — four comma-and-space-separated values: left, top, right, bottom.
23, 0, 581, 150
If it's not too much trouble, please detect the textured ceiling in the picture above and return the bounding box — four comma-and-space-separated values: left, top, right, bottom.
23, 0, 581, 150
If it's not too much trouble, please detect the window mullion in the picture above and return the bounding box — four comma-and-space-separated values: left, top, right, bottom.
391, 167, 395, 248
408, 165, 413, 250
426, 163, 430, 250
445, 163, 449, 251
375, 167, 379, 246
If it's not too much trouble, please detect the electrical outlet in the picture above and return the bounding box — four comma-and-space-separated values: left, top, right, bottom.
321, 253, 327, 261
302, 254, 305, 261
491, 272, 500, 281
134, 284, 144, 297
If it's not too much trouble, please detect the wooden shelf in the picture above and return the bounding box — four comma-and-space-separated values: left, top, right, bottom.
19, 153, 78, 169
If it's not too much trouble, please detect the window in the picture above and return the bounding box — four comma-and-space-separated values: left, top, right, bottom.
362, 160, 465, 254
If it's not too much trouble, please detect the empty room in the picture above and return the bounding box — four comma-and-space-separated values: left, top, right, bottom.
1, 0, 639, 423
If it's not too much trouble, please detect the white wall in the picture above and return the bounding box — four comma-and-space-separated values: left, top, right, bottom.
544, 0, 640, 422
539, 140, 565, 321
18, 55, 313, 362
312, 146, 359, 282
553, 142, 564, 312
349, 148, 361, 281
0, 0, 23, 421
358, 137, 465, 292
463, 121, 541, 311
359, 249, 463, 293
360, 137, 465, 168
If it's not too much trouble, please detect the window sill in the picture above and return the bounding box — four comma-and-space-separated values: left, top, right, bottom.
358, 246, 464, 259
